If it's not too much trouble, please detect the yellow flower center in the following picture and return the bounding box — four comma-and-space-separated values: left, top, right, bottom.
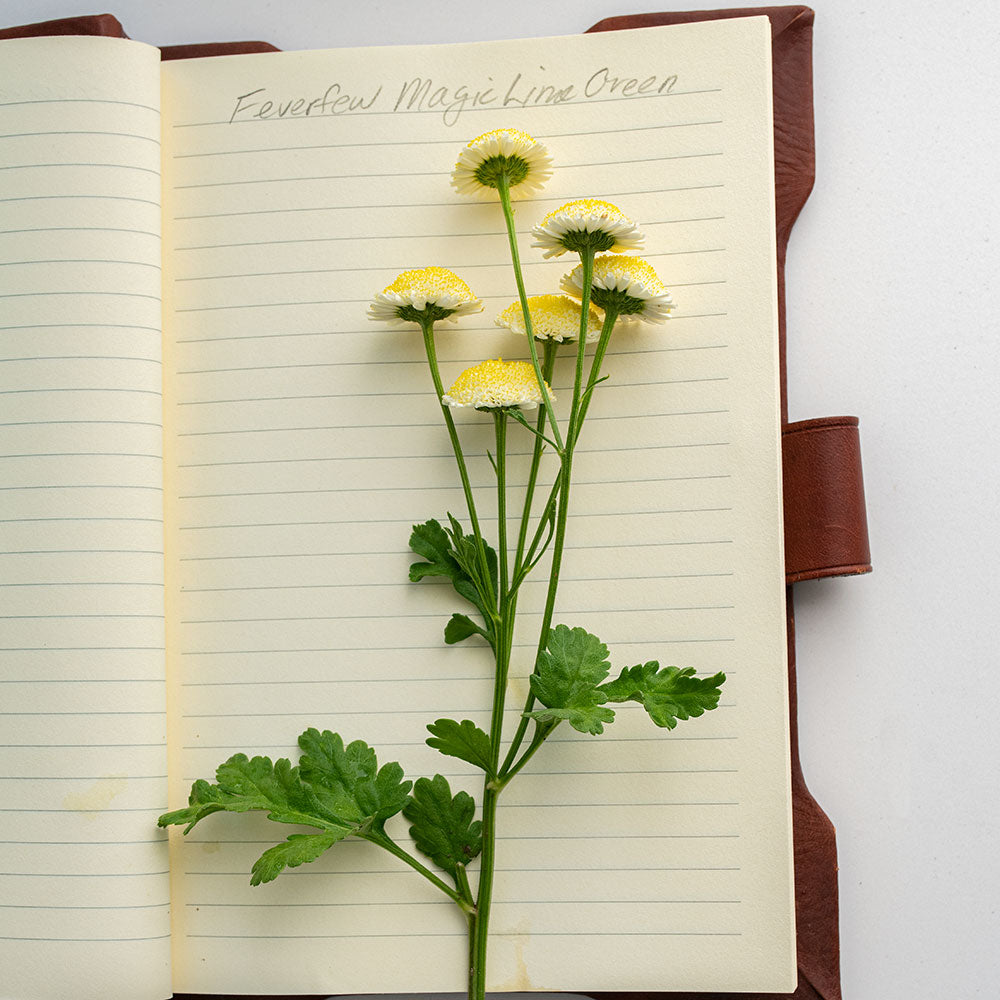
540, 198, 632, 226
380, 267, 476, 301
593, 255, 669, 296
445, 358, 551, 409
496, 294, 601, 341
465, 128, 538, 150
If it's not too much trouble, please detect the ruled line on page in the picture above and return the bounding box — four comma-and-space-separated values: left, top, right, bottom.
173, 160, 724, 190
0, 97, 158, 112
0, 129, 160, 142
0, 226, 159, 238
170, 119, 725, 158
172, 251, 727, 284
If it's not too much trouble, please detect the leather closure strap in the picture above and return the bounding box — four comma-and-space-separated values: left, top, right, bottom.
783, 416, 871, 583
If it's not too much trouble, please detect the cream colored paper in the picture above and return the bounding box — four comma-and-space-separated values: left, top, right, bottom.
0, 36, 170, 1000
159, 16, 793, 995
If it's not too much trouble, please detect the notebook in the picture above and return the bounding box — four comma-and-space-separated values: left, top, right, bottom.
0, 13, 806, 999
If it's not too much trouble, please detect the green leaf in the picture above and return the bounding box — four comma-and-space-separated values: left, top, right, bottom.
443, 613, 489, 645
403, 774, 482, 877
298, 728, 412, 828
600, 663, 726, 729
524, 624, 617, 735
524, 702, 616, 736
408, 517, 497, 650
250, 830, 348, 886
445, 514, 498, 590
157, 754, 326, 834
408, 519, 462, 583
426, 718, 493, 774
157, 731, 413, 886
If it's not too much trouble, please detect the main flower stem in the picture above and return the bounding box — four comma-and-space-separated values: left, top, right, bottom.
470, 408, 517, 1000
470, 782, 499, 1000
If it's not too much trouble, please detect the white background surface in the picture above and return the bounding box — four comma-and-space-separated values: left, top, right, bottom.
2, 1, 998, 998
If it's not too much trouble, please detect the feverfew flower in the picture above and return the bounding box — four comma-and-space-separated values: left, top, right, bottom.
369, 267, 482, 326
451, 128, 553, 199
442, 358, 554, 411
561, 255, 675, 324
531, 199, 644, 258
495, 294, 602, 343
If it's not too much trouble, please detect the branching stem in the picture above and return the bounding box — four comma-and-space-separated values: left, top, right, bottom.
420, 318, 497, 610
367, 830, 474, 913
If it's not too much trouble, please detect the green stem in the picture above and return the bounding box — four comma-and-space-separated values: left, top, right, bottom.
455, 863, 474, 910
566, 248, 595, 450
367, 831, 474, 914
500, 259, 600, 775
493, 411, 509, 604
572, 306, 621, 448
496, 177, 564, 454
420, 317, 497, 610
470, 785, 499, 1000
513, 339, 557, 580
471, 408, 517, 1000
496, 722, 553, 786
500, 447, 572, 775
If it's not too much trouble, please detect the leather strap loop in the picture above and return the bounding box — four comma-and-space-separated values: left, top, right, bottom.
783, 416, 872, 583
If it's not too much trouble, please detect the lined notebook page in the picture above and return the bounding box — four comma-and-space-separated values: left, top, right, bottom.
161, 17, 793, 994
0, 37, 170, 1000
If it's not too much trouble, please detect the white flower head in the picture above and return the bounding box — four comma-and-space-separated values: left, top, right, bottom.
561, 255, 675, 324
369, 267, 482, 326
451, 128, 553, 199
495, 294, 602, 343
531, 199, 644, 258
442, 358, 554, 411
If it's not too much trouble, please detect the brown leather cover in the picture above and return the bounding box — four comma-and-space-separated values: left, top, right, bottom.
1, 11, 868, 999
161, 40, 280, 60
0, 12, 127, 39
0, 11, 277, 56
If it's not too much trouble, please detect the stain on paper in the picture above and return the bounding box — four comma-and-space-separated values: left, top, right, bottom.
62, 774, 128, 820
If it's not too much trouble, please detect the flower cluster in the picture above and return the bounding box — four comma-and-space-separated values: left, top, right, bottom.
370, 128, 676, 411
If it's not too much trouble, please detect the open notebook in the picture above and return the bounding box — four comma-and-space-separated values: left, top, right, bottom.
0, 16, 794, 999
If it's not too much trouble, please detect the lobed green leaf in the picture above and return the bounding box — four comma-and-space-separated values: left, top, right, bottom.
250, 830, 349, 885
408, 517, 497, 650
443, 613, 489, 645
298, 728, 412, 827
425, 718, 493, 774
403, 774, 482, 877
158, 731, 412, 886
408, 519, 462, 583
526, 624, 616, 734
600, 663, 726, 729
157, 754, 325, 835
